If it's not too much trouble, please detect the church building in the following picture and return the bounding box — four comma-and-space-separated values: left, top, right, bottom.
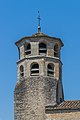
14, 14, 80, 120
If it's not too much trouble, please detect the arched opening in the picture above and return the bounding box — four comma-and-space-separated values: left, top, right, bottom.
25, 43, 31, 55
47, 63, 54, 76
31, 63, 39, 76
20, 65, 24, 77
54, 44, 59, 57
39, 43, 47, 54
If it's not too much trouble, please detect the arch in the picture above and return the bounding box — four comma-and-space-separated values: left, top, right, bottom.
20, 65, 24, 77
25, 43, 31, 55
54, 44, 59, 57
31, 62, 39, 76
39, 42, 47, 54
47, 63, 54, 76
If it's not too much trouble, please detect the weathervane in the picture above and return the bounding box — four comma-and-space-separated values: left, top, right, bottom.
37, 11, 41, 33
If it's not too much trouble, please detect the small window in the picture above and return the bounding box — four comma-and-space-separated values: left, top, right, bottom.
60, 98, 63, 102
39, 43, 47, 54
25, 43, 31, 55
54, 44, 59, 57
47, 63, 54, 76
20, 65, 24, 77
31, 63, 39, 76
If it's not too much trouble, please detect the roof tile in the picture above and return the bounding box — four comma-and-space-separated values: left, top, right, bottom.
54, 100, 80, 109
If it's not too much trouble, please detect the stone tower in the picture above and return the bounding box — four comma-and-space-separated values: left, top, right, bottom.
14, 21, 64, 120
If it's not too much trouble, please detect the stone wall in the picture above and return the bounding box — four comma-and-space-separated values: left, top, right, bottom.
46, 112, 80, 120
14, 77, 58, 120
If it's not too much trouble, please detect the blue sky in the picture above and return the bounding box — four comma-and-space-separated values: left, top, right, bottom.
0, 0, 80, 120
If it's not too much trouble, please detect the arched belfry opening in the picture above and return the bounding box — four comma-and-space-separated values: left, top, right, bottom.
20, 65, 24, 78
31, 62, 39, 76
47, 63, 54, 76
54, 44, 59, 57
25, 43, 31, 55
39, 42, 47, 54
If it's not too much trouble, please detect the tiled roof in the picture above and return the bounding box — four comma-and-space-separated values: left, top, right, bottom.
54, 100, 80, 110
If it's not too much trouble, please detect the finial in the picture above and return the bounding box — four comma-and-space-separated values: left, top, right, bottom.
37, 11, 41, 33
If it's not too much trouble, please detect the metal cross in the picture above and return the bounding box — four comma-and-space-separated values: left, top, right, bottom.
38, 11, 41, 27
37, 11, 41, 32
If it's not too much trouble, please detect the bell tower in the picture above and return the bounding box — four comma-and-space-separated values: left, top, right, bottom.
14, 17, 64, 120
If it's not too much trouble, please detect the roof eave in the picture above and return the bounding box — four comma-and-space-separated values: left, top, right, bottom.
15, 34, 64, 47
